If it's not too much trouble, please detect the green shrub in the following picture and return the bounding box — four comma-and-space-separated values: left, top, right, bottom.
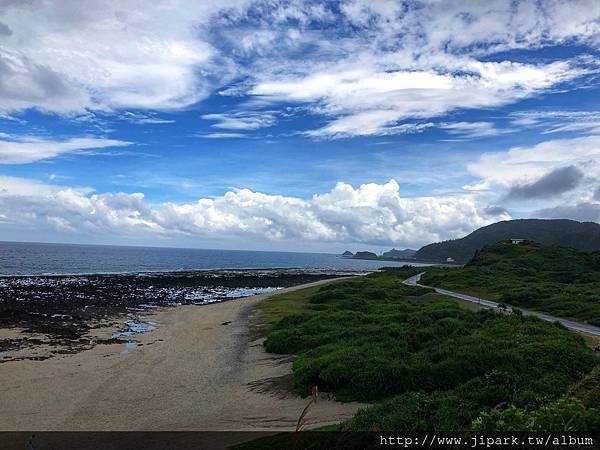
262, 269, 598, 431
422, 242, 600, 326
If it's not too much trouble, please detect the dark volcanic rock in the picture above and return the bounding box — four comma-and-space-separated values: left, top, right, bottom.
0, 269, 349, 360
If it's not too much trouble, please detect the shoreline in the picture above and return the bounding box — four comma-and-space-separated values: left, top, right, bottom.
0, 278, 364, 431
0, 266, 369, 278
342, 256, 461, 266
0, 270, 349, 361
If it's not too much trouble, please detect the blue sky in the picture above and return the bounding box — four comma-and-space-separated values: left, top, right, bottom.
0, 1, 599, 252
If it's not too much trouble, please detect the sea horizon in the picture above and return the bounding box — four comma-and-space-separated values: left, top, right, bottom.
0, 240, 426, 276
0, 238, 344, 254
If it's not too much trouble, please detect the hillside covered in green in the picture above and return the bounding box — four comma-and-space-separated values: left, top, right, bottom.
256, 268, 599, 433
415, 219, 600, 263
421, 241, 600, 326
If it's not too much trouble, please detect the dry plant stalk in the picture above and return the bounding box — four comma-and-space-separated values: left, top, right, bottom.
295, 385, 319, 433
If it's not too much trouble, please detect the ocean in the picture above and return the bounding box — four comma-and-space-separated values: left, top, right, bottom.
0, 241, 428, 276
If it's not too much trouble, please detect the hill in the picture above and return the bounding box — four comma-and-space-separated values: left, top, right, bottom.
353, 251, 378, 259
381, 248, 416, 259
421, 241, 600, 326
415, 219, 600, 263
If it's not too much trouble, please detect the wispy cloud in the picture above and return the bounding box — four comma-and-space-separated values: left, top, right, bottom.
196, 132, 248, 139
440, 122, 510, 139
510, 111, 600, 135
121, 112, 175, 124
0, 0, 597, 128
201, 111, 276, 130
0, 135, 132, 164
251, 60, 584, 138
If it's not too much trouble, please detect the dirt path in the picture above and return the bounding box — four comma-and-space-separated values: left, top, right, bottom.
0, 279, 364, 431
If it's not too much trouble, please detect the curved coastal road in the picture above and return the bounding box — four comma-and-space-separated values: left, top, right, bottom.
403, 273, 600, 337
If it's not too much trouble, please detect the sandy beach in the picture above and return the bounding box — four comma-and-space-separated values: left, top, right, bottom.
0, 279, 364, 431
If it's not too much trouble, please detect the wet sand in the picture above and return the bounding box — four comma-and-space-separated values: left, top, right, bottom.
0, 279, 364, 431
0, 270, 344, 357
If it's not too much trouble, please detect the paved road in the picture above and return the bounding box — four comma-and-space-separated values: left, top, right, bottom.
403, 273, 600, 337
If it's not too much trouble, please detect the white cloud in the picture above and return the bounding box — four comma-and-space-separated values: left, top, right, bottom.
466, 135, 600, 218
440, 122, 507, 139
201, 111, 276, 130
121, 112, 175, 125
0, 0, 251, 113
197, 132, 248, 139
251, 60, 583, 138
535, 202, 600, 222
0, 177, 507, 248
338, 0, 600, 53
0, 135, 131, 164
467, 135, 600, 188
241, 0, 599, 137
0, 0, 597, 131
510, 111, 600, 135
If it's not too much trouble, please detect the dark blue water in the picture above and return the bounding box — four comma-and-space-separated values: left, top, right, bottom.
0, 241, 429, 276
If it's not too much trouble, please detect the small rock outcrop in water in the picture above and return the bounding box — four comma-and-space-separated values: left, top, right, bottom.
353, 251, 378, 259
341, 251, 354, 257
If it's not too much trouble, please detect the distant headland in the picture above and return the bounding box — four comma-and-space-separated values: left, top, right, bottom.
341, 248, 420, 262
344, 218, 600, 265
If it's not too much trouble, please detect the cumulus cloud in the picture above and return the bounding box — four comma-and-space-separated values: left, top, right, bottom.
535, 203, 600, 222
0, 0, 251, 113
466, 135, 600, 222
484, 205, 509, 216
0, 135, 131, 164
467, 135, 600, 189
506, 165, 583, 199
0, 48, 93, 114
0, 21, 12, 36
0, 177, 508, 247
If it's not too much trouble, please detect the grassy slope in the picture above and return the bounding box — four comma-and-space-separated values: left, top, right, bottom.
472, 366, 600, 431
257, 277, 359, 331
414, 219, 600, 263
255, 266, 599, 431
421, 241, 600, 326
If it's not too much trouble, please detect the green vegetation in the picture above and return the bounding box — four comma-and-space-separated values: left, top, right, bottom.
257, 283, 331, 330
472, 366, 600, 431
414, 218, 600, 263
471, 397, 600, 432
259, 267, 599, 431
421, 241, 600, 326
